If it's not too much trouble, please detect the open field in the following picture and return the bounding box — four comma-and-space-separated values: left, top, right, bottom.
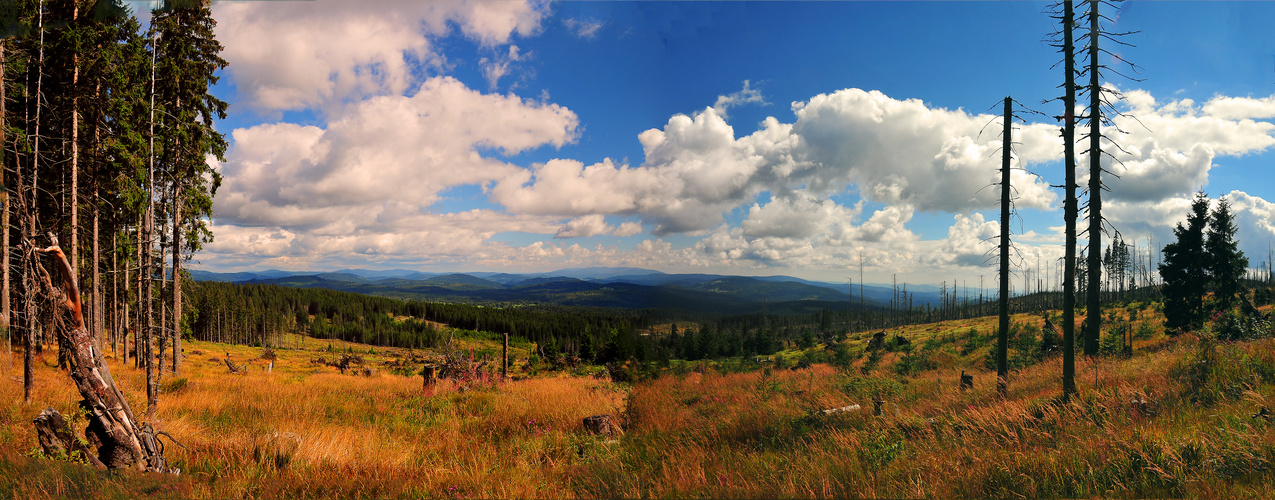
3, 306, 1275, 499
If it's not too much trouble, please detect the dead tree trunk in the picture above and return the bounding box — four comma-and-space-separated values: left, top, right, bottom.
32, 238, 175, 472
1083, 0, 1103, 356
997, 97, 1011, 398
1060, 0, 1078, 398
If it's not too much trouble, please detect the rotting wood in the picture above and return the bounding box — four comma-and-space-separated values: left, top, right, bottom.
224, 358, 246, 374
583, 415, 618, 436
31, 237, 176, 472
819, 405, 861, 416
33, 407, 106, 470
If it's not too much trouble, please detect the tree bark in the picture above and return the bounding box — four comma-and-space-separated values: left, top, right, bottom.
145, 27, 158, 416
69, 1, 79, 279
172, 192, 181, 375
997, 97, 1011, 398
1, 41, 9, 359
1084, 0, 1103, 356
1062, 0, 1078, 397
33, 241, 174, 472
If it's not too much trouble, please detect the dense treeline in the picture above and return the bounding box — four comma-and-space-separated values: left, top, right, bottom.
184, 281, 664, 362
2, 0, 224, 412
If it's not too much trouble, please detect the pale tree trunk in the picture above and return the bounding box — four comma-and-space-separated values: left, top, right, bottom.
1, 41, 9, 369
112, 238, 118, 360
121, 243, 129, 365
93, 79, 103, 355
133, 219, 141, 370
25, 0, 46, 403
172, 195, 181, 375
145, 27, 158, 416
69, 1, 78, 278
93, 198, 100, 352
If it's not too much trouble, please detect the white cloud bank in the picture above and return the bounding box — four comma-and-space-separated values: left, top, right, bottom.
203, 0, 1275, 283
214, 0, 548, 112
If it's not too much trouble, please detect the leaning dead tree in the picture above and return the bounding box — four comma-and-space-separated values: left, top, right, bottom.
30, 235, 176, 472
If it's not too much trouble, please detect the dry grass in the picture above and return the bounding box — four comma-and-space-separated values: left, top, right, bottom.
1, 338, 621, 499
2, 305, 1275, 499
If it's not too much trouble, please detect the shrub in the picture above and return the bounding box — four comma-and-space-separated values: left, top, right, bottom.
1100, 321, 1131, 357
1134, 321, 1156, 340
831, 342, 855, 372
893, 350, 936, 377
1212, 309, 1272, 342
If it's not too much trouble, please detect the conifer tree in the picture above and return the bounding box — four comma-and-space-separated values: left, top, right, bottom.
1205, 198, 1247, 312
1160, 192, 1210, 332
151, 0, 226, 376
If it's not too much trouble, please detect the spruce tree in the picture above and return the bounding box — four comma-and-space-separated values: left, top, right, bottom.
1205, 198, 1247, 313
151, 0, 227, 376
1160, 192, 1210, 331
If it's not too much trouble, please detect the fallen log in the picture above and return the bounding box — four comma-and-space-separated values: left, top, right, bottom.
225, 359, 247, 374
820, 404, 861, 416
32, 239, 175, 472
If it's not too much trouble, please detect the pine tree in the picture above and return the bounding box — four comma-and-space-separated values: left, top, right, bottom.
1160, 192, 1211, 332
1205, 198, 1247, 312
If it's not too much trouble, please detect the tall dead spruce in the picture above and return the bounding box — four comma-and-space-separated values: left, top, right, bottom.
30, 235, 176, 472
996, 98, 1012, 398
1046, 0, 1081, 397
988, 97, 1042, 398
1079, 0, 1140, 356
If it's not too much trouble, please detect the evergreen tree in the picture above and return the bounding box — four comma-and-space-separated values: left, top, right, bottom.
151, 0, 227, 376
1160, 192, 1211, 332
1205, 198, 1247, 312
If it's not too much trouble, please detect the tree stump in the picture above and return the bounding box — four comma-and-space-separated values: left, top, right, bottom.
960, 371, 974, 391
867, 331, 886, 350
422, 365, 436, 389
872, 398, 885, 416
583, 415, 615, 436
33, 408, 106, 469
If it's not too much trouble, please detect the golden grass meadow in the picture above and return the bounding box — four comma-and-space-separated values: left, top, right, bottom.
3, 304, 1275, 499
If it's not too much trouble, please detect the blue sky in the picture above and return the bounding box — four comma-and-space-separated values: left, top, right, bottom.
192, 1, 1275, 288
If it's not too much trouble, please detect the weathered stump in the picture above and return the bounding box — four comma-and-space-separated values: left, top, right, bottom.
33, 408, 106, 469
583, 415, 616, 436
960, 371, 974, 391
32, 240, 173, 472
422, 365, 437, 389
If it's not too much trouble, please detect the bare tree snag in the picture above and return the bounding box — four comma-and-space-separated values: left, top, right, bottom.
33, 237, 175, 472
997, 97, 1011, 398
